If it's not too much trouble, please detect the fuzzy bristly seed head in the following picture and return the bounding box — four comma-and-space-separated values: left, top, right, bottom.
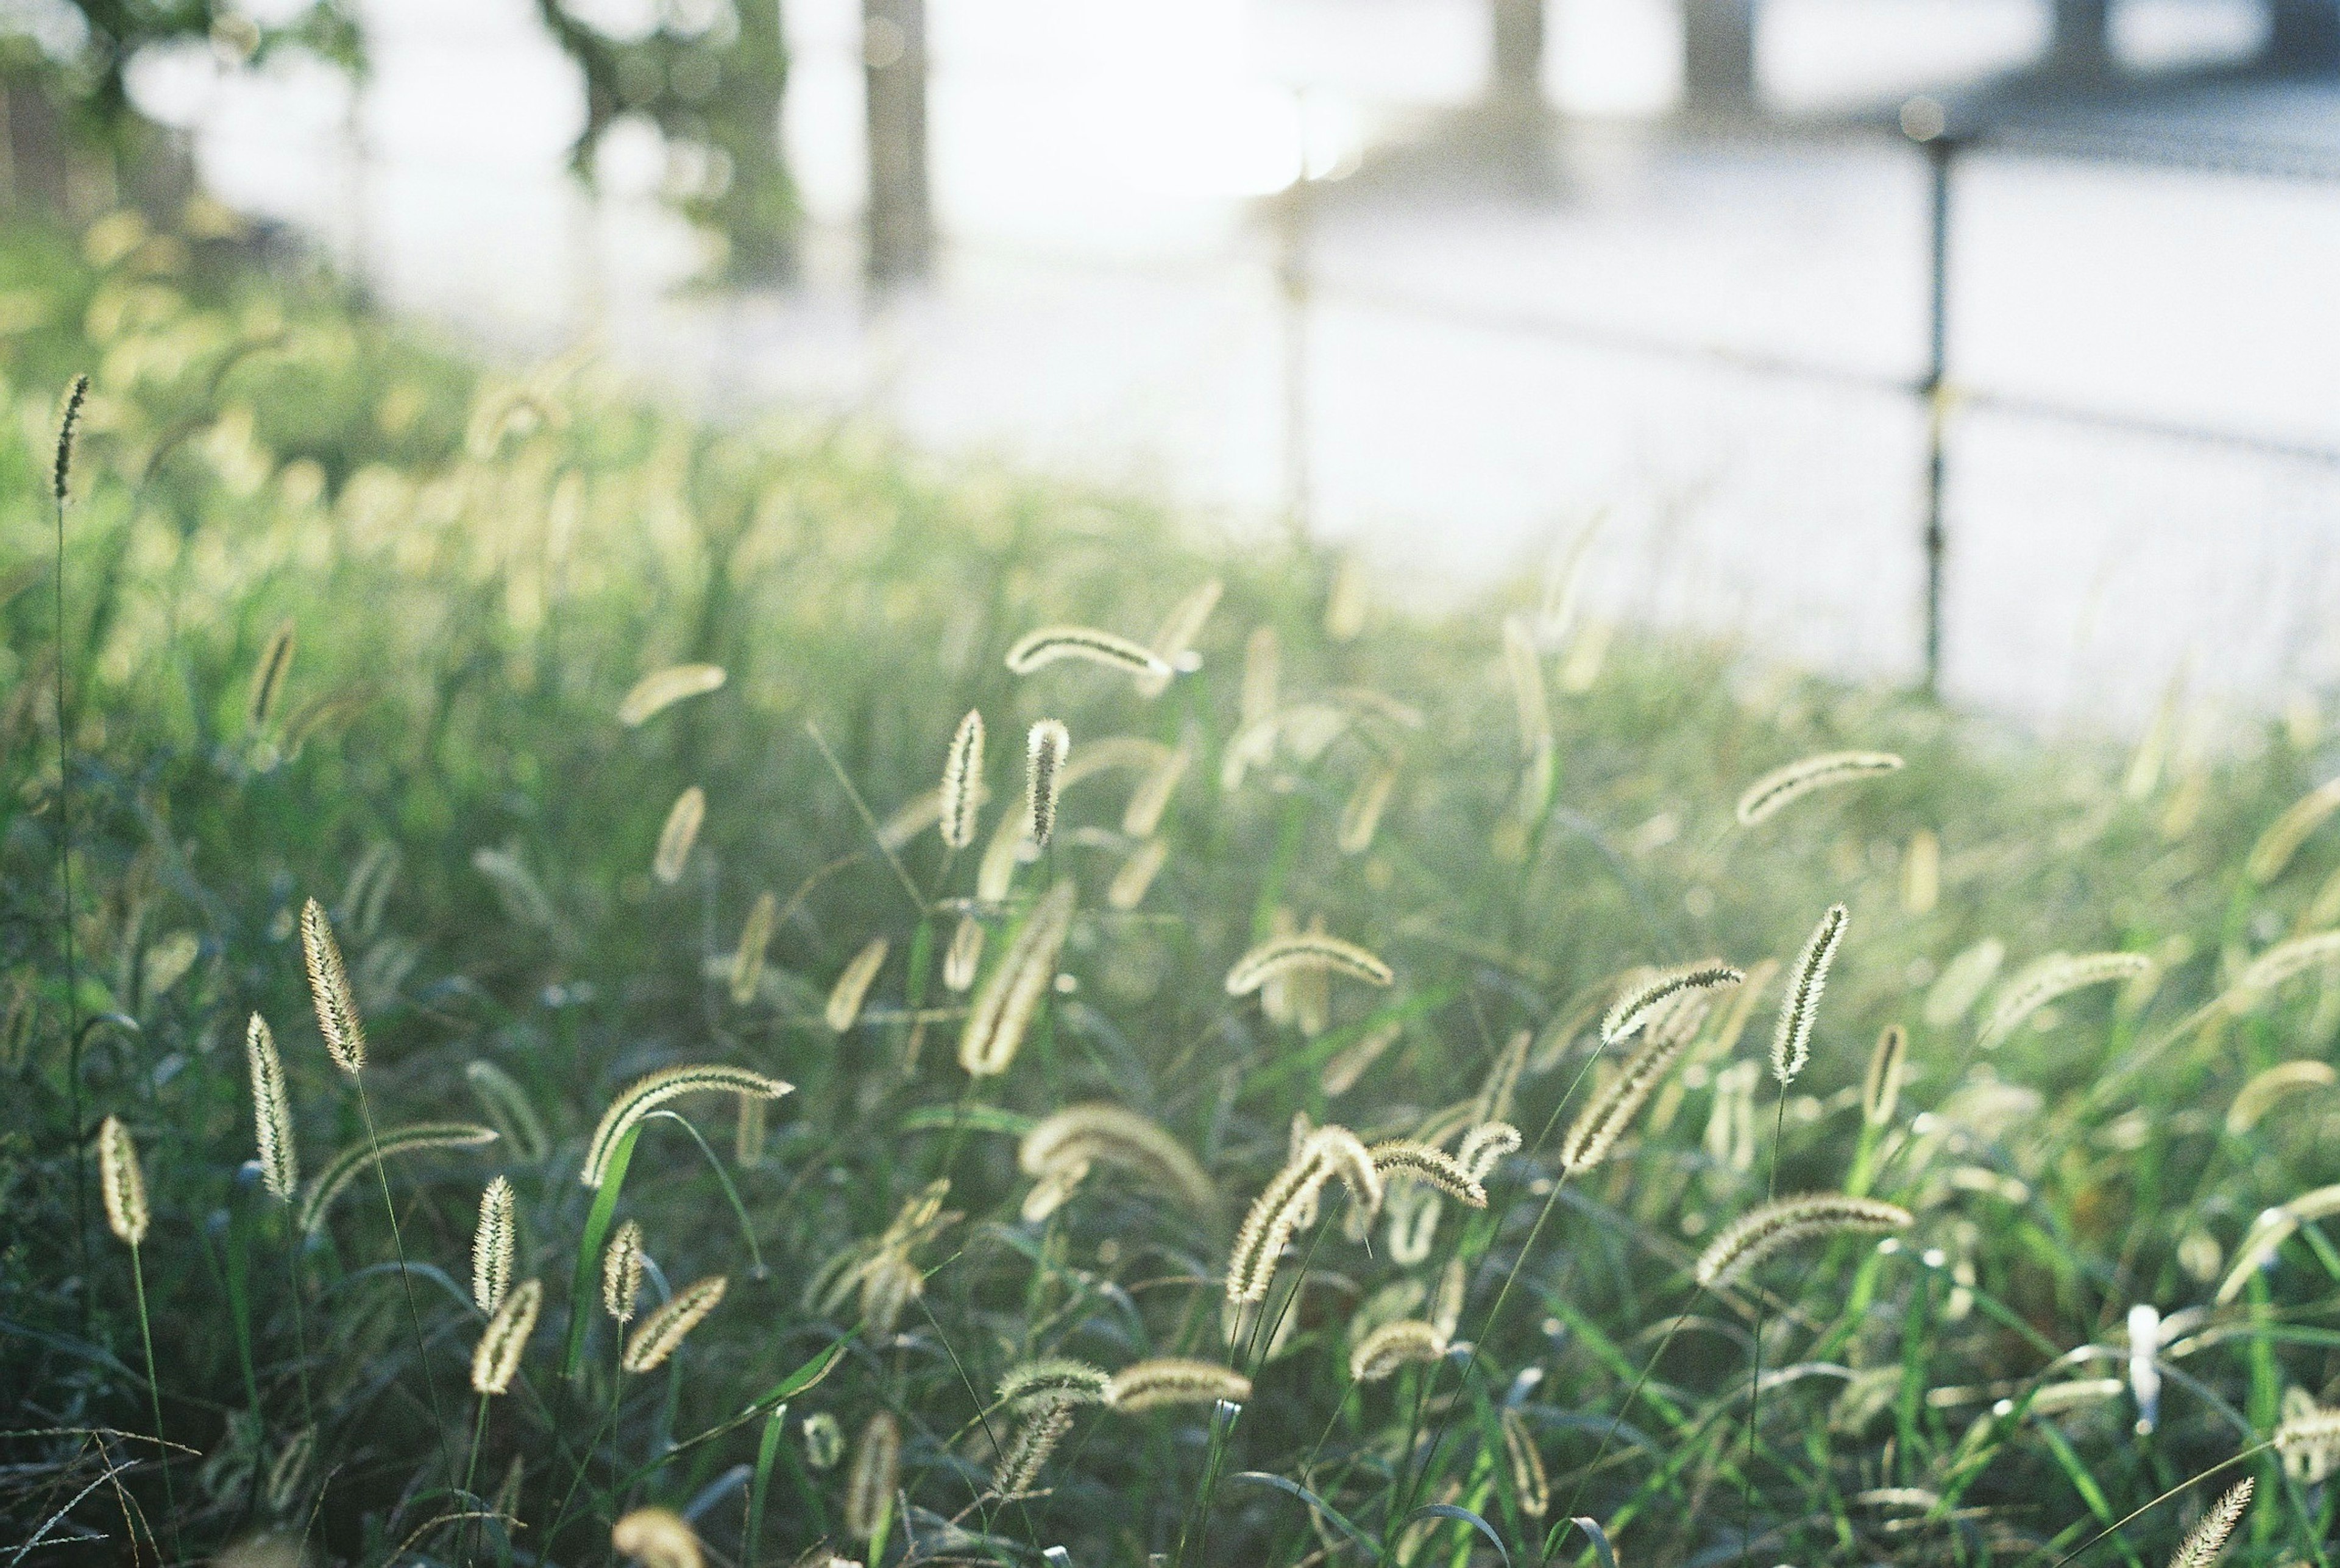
1350, 1318, 1449, 1382
1980, 950, 2153, 1048
1369, 1141, 1487, 1208
52, 374, 88, 501
297, 1122, 498, 1236
247, 620, 297, 732
1024, 720, 1070, 848
1501, 1406, 1550, 1518
470, 1277, 541, 1395
731, 890, 778, 1006
98, 1115, 148, 1247
617, 663, 726, 728
1735, 750, 1905, 826
999, 1357, 1112, 1414
1019, 1102, 1216, 1215
246, 1012, 299, 1202
1225, 932, 1393, 996
1863, 1024, 1907, 1127
1772, 904, 1848, 1085
845, 1412, 902, 1541
2167, 1478, 2252, 1568
959, 881, 1076, 1078
603, 1219, 647, 1322
622, 1274, 727, 1373
940, 709, 985, 849
827, 937, 890, 1033
1603, 961, 1744, 1045
473, 1176, 516, 1312
653, 786, 706, 885
582, 1064, 791, 1188
1005, 625, 1171, 679
1104, 1358, 1251, 1412
612, 1506, 704, 1568
1695, 1193, 1913, 1289
299, 898, 366, 1076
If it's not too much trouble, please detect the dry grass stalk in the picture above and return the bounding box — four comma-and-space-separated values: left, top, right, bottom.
581, 1064, 790, 1188
247, 1012, 299, 1201
622, 1274, 728, 1373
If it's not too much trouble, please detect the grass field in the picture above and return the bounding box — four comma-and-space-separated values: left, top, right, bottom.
7, 205, 2340, 1567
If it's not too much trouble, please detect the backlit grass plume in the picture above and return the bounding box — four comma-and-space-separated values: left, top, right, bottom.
944, 915, 984, 992
827, 937, 889, 1033
2216, 1183, 2340, 1304
653, 786, 705, 884
100, 1114, 176, 1544
472, 1176, 515, 1312
1005, 625, 1172, 679
1227, 1124, 1381, 1305
1501, 1406, 1550, 1517
1773, 904, 1848, 1085
1603, 960, 1743, 1045
1561, 1000, 1707, 1174
2227, 1059, 2336, 1135
1735, 750, 1904, 826
1122, 734, 1193, 837
247, 619, 296, 733
1350, 1318, 1449, 1382
1368, 1141, 1488, 1207
1025, 720, 1070, 849
845, 1411, 901, 1541
602, 1218, 647, 1322
469, 1277, 541, 1395
622, 1274, 728, 1373
1863, 1024, 1907, 1127
1979, 950, 2152, 1048
581, 1064, 791, 1188
940, 709, 985, 849
2246, 775, 2340, 882
464, 1060, 549, 1163
1695, 1194, 1912, 1289
299, 1123, 498, 1234
1457, 1120, 1521, 1182
618, 663, 726, 727
1225, 931, 1393, 996
1138, 578, 1221, 697
246, 1012, 298, 1201
2166, 1478, 2252, 1568
299, 898, 365, 1075
1104, 1358, 1250, 1412
1000, 1358, 1112, 1414
1108, 837, 1169, 909
731, 890, 777, 1005
960, 880, 1076, 1077
1019, 1102, 1217, 1217
2231, 930, 2340, 1000
612, 1506, 705, 1568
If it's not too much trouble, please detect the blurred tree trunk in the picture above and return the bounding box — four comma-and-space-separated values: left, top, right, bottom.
2266, 0, 2340, 71
2049, 0, 2111, 76
863, 0, 930, 285
1681, 0, 1757, 114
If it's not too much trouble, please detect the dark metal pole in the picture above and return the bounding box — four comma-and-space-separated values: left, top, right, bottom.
1920, 133, 1954, 698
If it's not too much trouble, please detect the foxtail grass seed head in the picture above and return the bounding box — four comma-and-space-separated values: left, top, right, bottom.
473, 1176, 516, 1311
246, 1012, 298, 1202
845, 1412, 901, 1541
653, 786, 705, 885
1241, 626, 1279, 726
1350, 1318, 1449, 1382
2227, 1059, 2337, 1135
1122, 733, 1193, 838
1225, 932, 1393, 996
940, 709, 985, 848
827, 937, 889, 1033
1370, 1141, 1487, 1207
1108, 837, 1169, 910
622, 1274, 728, 1373
1104, 1358, 1251, 1412
959, 880, 1076, 1078
297, 1122, 497, 1235
52, 374, 88, 500
1322, 1018, 1403, 1098
612, 1506, 705, 1568
469, 1277, 541, 1395
617, 664, 726, 728
1773, 904, 1848, 1085
1503, 614, 1550, 757
1139, 578, 1222, 698
581, 1064, 791, 1188
731, 890, 777, 1006
98, 1115, 147, 1247
1226, 1126, 1380, 1304
1603, 962, 1744, 1045
299, 898, 365, 1076
1979, 951, 2152, 1048
1025, 721, 1069, 849
1501, 1407, 1550, 1518
2216, 1183, 2340, 1303
2247, 776, 2340, 882
1735, 750, 1905, 826
1000, 1358, 1112, 1414
993, 1400, 1076, 1496
1902, 828, 1940, 914
1458, 1121, 1521, 1183
1694, 1194, 1913, 1290
2166, 1478, 2251, 1568
944, 915, 985, 992
803, 1411, 844, 1468
1338, 761, 1398, 855
1863, 1024, 1907, 1127
1005, 625, 1171, 680
1560, 1012, 1704, 1175
464, 1060, 549, 1163
603, 1219, 647, 1322
1925, 937, 2005, 1026
2233, 931, 2340, 1001
2276, 1399, 2340, 1483
247, 620, 296, 732
1325, 552, 1369, 640
1019, 1102, 1216, 1215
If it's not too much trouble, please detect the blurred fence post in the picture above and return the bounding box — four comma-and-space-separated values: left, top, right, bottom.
863, 0, 931, 285
1278, 171, 1313, 537
1919, 132, 1956, 698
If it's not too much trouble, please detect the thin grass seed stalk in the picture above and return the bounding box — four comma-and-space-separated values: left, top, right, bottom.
247, 1012, 299, 1201
1773, 904, 1849, 1085
473, 1176, 515, 1311
1103, 1359, 1251, 1412
940, 709, 985, 849
581, 1065, 790, 1188
617, 663, 726, 728
1694, 1194, 1913, 1289
299, 1123, 497, 1235
1025, 720, 1069, 849
603, 1219, 647, 1322
959, 880, 1076, 1077
1603, 961, 1745, 1045
1138, 578, 1222, 697
827, 937, 890, 1033
1735, 750, 1905, 826
470, 1277, 541, 1396
1979, 951, 2153, 1048
98, 1115, 148, 1246
845, 1411, 901, 1541
1004, 625, 1172, 678
1225, 932, 1393, 996
653, 786, 705, 885
621, 1274, 728, 1372
299, 898, 366, 1075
